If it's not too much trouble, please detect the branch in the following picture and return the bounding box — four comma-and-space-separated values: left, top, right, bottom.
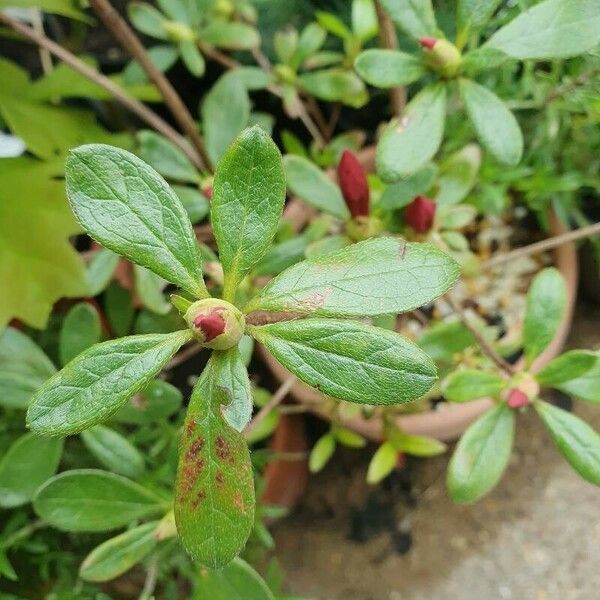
0, 12, 198, 165
484, 221, 600, 269
89, 0, 211, 171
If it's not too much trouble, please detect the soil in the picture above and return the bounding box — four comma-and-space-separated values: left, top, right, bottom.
272, 302, 600, 600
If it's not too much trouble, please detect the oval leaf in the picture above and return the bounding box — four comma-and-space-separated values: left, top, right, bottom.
66, 144, 206, 298
297, 69, 368, 108
251, 318, 437, 405
536, 350, 598, 387
59, 303, 102, 366
367, 441, 397, 484
27, 330, 191, 436
354, 49, 426, 88
444, 369, 505, 403
379, 0, 437, 39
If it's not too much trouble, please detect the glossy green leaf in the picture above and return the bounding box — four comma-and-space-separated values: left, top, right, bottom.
352, 0, 378, 40
448, 403, 515, 503
137, 130, 199, 183
457, 0, 502, 36
202, 73, 250, 166
81, 425, 146, 479
435, 145, 481, 207
444, 369, 505, 403
174, 360, 255, 568
180, 40, 206, 77
33, 470, 164, 532
86, 248, 119, 297
250, 318, 437, 404
80, 521, 159, 582
212, 347, 253, 432
134, 265, 171, 315
247, 237, 460, 317
535, 400, 600, 486
379, 0, 437, 39
0, 434, 63, 508
298, 69, 368, 108
211, 127, 286, 301
283, 155, 349, 220
377, 84, 446, 182
523, 268, 567, 366
378, 164, 437, 211
459, 79, 523, 166
367, 441, 397, 484
27, 330, 192, 436
128, 2, 168, 40
486, 0, 600, 59
66, 144, 207, 298
194, 557, 275, 600
0, 327, 56, 409
200, 21, 260, 50
309, 433, 336, 473
354, 49, 426, 88
537, 350, 597, 387
59, 303, 102, 366
550, 354, 600, 405
172, 186, 210, 224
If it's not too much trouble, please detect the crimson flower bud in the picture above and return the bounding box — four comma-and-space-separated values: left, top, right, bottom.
418, 37, 462, 78
202, 184, 213, 200
337, 150, 369, 218
419, 37, 437, 50
506, 388, 529, 409
185, 298, 245, 350
404, 196, 436, 233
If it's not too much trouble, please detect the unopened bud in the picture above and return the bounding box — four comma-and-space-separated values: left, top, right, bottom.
504, 374, 539, 409
506, 388, 529, 409
184, 298, 245, 350
202, 184, 212, 200
419, 37, 461, 78
404, 196, 436, 233
338, 150, 369, 218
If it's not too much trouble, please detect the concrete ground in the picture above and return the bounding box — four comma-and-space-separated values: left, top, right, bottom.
272, 305, 600, 600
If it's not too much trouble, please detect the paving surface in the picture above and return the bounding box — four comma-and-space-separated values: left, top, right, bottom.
272, 305, 600, 600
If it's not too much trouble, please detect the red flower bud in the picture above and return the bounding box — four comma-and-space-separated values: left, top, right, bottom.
404, 196, 436, 233
506, 388, 529, 409
337, 150, 369, 218
193, 309, 225, 342
202, 184, 213, 200
419, 37, 437, 50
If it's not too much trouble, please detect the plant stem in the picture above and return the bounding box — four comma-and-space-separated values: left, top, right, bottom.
484, 221, 600, 269
138, 554, 159, 600
29, 9, 53, 74
0, 520, 47, 551
244, 375, 297, 437
374, 0, 405, 115
89, 0, 211, 171
545, 68, 600, 103
446, 295, 515, 375
0, 12, 199, 166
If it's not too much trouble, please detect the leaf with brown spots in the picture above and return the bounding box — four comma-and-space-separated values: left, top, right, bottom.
174, 356, 255, 568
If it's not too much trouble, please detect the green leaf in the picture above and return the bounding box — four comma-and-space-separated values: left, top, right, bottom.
202, 73, 250, 166
0, 550, 17, 581
333, 427, 366, 448
123, 45, 179, 85
137, 130, 199, 183
34, 470, 164, 532
250, 318, 437, 404
81, 425, 146, 479
435, 145, 481, 207
367, 441, 397, 484
293, 23, 327, 68
180, 40, 206, 77
194, 557, 275, 600
211, 126, 286, 302
389, 431, 446, 457
523, 268, 567, 366
444, 369, 505, 403
114, 379, 183, 424
460, 47, 509, 75
247, 237, 460, 317
437, 205, 477, 230
315, 11, 352, 39
298, 69, 368, 108
377, 83, 446, 182
550, 353, 600, 405
0, 157, 87, 329
0, 0, 90, 21
80, 521, 159, 582
212, 347, 253, 432
66, 144, 207, 298
0, 327, 56, 409
379, 0, 437, 39
128, 2, 168, 40
309, 433, 336, 473
200, 21, 260, 50
537, 350, 598, 387
378, 164, 438, 211
27, 330, 191, 436
172, 186, 210, 224
354, 50, 426, 88
174, 360, 255, 568
283, 155, 349, 220
459, 79, 523, 166
59, 303, 102, 367
417, 319, 475, 362
0, 434, 63, 508
352, 0, 379, 41
457, 0, 502, 36
87, 249, 119, 297
104, 282, 135, 337
535, 400, 600, 485
485, 0, 600, 60
447, 403, 515, 503
134, 265, 171, 315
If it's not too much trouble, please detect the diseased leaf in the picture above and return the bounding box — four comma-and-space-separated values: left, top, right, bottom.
535, 400, 600, 485
137, 130, 199, 183
447, 403, 515, 503
444, 369, 505, 403
66, 144, 207, 298
27, 330, 192, 436
377, 84, 446, 182
33, 469, 164, 532
250, 318, 437, 404
379, 0, 437, 39
0, 434, 63, 508
79, 521, 159, 582
523, 268, 567, 366
211, 127, 286, 301
354, 49, 426, 88
459, 79, 523, 166
247, 237, 460, 317
174, 359, 255, 568
59, 303, 102, 367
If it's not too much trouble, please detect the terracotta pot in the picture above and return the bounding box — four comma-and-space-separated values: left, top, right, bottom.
260, 152, 579, 443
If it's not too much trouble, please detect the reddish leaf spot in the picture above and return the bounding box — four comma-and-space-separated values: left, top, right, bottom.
191, 489, 206, 509
185, 437, 205, 461
233, 490, 245, 513
186, 419, 197, 437
215, 435, 231, 462
215, 471, 225, 487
